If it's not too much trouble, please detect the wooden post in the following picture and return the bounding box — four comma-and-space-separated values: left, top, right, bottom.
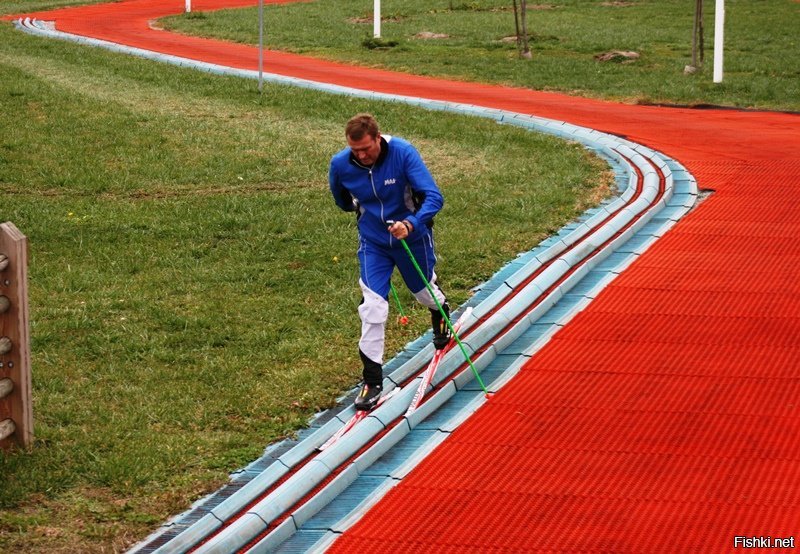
0, 222, 32, 450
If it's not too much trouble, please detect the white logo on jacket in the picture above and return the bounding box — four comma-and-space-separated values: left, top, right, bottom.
384, 178, 397, 186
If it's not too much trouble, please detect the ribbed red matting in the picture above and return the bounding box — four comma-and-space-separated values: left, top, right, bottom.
8, 2, 799, 551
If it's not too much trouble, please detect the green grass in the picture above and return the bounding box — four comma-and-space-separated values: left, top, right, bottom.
1, 0, 99, 13
0, 15, 610, 552
163, 0, 800, 111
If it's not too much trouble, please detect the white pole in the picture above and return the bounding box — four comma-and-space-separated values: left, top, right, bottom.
713, 0, 724, 83
185, 0, 191, 13
374, 0, 381, 38
258, 0, 264, 92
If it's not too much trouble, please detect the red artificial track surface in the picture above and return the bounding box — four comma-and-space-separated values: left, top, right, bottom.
8, 1, 799, 551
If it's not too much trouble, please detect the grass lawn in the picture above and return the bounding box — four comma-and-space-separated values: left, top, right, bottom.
163, 0, 800, 111
0, 8, 611, 551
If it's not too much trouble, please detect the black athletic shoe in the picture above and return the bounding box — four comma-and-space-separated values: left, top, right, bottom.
354, 383, 382, 411
431, 303, 451, 350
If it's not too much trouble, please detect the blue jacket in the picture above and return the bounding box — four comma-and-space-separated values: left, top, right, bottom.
329, 135, 444, 248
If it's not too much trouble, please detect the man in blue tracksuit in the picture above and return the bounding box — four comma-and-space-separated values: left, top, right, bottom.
329, 113, 450, 411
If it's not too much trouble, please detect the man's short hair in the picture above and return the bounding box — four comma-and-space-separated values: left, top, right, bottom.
345, 113, 380, 141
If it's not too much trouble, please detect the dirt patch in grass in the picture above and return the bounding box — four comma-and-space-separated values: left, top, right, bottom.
348, 15, 404, 24
414, 31, 450, 39
595, 50, 640, 62
487, 4, 556, 12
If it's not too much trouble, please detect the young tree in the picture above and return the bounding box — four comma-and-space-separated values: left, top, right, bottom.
512, 0, 532, 59
691, 0, 705, 68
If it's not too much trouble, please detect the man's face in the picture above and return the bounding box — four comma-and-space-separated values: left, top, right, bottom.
347, 133, 381, 166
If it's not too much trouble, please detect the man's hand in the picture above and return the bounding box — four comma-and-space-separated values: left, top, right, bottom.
388, 220, 413, 240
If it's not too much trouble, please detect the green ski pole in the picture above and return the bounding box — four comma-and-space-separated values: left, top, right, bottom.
389, 226, 490, 397
389, 282, 409, 325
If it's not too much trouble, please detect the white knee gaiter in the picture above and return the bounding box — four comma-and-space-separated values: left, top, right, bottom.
358, 279, 389, 364
412, 272, 447, 310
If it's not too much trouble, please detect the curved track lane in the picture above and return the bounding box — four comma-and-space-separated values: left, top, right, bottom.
7, 1, 800, 551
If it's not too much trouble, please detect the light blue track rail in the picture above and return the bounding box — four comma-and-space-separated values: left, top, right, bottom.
14, 17, 697, 553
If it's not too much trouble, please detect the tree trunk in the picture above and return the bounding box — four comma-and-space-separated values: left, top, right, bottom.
512, 0, 523, 57
519, 0, 532, 59
698, 0, 705, 64
691, 0, 704, 67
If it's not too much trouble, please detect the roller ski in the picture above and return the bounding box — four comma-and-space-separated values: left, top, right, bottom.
319, 387, 398, 451
405, 307, 472, 416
